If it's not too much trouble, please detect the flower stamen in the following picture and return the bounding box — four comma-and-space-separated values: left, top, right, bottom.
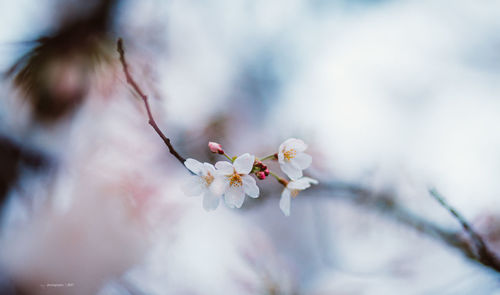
203, 172, 214, 186
291, 189, 300, 198
283, 149, 297, 161
228, 172, 243, 187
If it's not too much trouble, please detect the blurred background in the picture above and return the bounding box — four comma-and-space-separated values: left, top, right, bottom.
0, 0, 500, 294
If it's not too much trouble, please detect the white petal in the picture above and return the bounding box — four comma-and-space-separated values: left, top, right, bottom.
182, 176, 205, 196
242, 175, 259, 198
202, 192, 220, 211
280, 162, 303, 180
209, 175, 227, 196
285, 138, 307, 152
292, 153, 312, 170
215, 161, 234, 175
224, 187, 245, 208
279, 189, 291, 216
184, 158, 204, 175
277, 151, 285, 164
278, 140, 288, 154
203, 162, 216, 175
233, 153, 255, 174
288, 177, 318, 190
305, 177, 319, 185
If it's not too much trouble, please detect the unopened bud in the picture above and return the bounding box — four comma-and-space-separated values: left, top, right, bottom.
254, 161, 267, 171
208, 141, 224, 154
264, 168, 269, 176
256, 171, 266, 180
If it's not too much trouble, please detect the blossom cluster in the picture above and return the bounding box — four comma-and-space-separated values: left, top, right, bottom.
182, 138, 318, 216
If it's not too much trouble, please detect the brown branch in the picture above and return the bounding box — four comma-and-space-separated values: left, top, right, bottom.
116, 38, 186, 166
429, 188, 500, 271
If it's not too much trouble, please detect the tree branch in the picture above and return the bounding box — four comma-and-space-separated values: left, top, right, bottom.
429, 188, 500, 271
116, 38, 186, 166
315, 182, 500, 273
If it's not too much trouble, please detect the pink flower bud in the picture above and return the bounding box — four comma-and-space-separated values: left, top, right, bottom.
256, 171, 266, 180
254, 161, 268, 171
208, 141, 224, 154
264, 168, 269, 176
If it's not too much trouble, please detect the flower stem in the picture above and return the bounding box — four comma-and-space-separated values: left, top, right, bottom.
223, 152, 234, 162
260, 154, 277, 161
269, 171, 287, 186
269, 171, 279, 179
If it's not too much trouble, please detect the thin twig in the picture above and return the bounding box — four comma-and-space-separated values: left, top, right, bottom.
429, 188, 500, 272
312, 182, 500, 273
116, 38, 186, 166
317, 182, 474, 256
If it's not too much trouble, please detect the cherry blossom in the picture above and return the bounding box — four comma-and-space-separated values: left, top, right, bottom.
278, 138, 312, 180
183, 158, 223, 211
212, 153, 260, 208
279, 177, 318, 216
183, 140, 315, 214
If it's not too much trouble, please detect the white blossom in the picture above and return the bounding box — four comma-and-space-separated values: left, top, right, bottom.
183, 158, 223, 211
212, 153, 260, 208
279, 177, 318, 216
278, 138, 312, 180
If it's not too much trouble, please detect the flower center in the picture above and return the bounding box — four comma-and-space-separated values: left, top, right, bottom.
283, 149, 297, 161
228, 172, 243, 188
203, 172, 214, 187
291, 189, 300, 198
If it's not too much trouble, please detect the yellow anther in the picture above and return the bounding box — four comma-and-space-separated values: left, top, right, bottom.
203, 172, 214, 186
291, 189, 300, 198
228, 173, 243, 187
283, 149, 297, 161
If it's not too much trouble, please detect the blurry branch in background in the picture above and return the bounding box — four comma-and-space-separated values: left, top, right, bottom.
316, 182, 500, 273
0, 136, 47, 210
5, 0, 118, 123
429, 188, 500, 271
116, 38, 186, 166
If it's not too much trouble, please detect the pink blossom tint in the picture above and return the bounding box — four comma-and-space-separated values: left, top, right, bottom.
208, 141, 224, 154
